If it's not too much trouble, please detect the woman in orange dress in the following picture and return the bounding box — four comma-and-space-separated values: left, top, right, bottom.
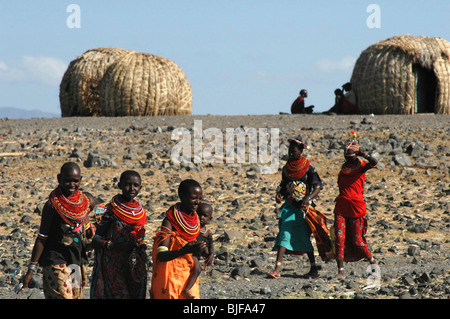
150, 179, 206, 299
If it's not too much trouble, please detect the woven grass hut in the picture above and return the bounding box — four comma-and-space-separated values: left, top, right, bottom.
60, 47, 130, 116
99, 52, 192, 116
351, 35, 450, 114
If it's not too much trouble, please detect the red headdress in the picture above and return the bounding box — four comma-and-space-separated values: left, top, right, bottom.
345, 131, 360, 154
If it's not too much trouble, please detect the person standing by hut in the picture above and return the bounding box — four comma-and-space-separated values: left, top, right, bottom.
291, 89, 314, 114
342, 82, 357, 114
333, 132, 378, 279
268, 139, 323, 279
20, 162, 93, 299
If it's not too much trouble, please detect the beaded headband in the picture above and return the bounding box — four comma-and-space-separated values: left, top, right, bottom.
288, 138, 307, 149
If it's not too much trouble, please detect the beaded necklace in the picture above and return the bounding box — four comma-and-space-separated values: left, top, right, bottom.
284, 156, 310, 180
49, 187, 90, 227
108, 195, 147, 226
174, 203, 200, 236
341, 158, 366, 175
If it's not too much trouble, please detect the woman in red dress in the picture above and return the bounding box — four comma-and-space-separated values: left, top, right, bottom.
333, 132, 378, 279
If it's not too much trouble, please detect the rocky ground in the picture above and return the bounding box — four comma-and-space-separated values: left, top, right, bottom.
0, 113, 448, 300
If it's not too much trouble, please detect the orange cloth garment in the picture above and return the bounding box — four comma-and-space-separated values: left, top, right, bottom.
150, 226, 199, 299
305, 206, 335, 261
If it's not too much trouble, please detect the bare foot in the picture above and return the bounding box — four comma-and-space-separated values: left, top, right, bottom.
335, 270, 345, 280
302, 265, 319, 278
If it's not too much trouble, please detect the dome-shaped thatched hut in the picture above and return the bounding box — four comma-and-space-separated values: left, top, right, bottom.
351, 35, 450, 114
59, 48, 192, 117
99, 52, 192, 116
60, 47, 131, 116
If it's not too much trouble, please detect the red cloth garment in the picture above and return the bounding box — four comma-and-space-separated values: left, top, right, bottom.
291, 96, 305, 113
342, 100, 356, 114
334, 214, 372, 262
165, 204, 200, 242
90, 208, 148, 299
49, 187, 90, 227
334, 159, 367, 218
283, 156, 310, 180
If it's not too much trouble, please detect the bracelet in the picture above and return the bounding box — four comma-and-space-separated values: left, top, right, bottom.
28, 263, 37, 272
306, 196, 312, 201
105, 240, 114, 250
156, 246, 169, 254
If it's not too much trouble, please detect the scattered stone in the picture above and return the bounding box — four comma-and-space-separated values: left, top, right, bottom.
0, 114, 448, 300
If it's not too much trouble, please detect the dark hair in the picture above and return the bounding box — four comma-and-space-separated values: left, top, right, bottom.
119, 170, 141, 183
178, 179, 201, 198
60, 162, 81, 175
288, 139, 305, 152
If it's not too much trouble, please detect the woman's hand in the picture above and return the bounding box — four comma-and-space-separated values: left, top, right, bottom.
275, 193, 283, 203
204, 252, 214, 266
21, 270, 33, 289
181, 240, 206, 255
301, 196, 311, 211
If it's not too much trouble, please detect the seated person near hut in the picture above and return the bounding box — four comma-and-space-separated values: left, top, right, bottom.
291, 89, 314, 114
342, 82, 356, 114
324, 88, 345, 114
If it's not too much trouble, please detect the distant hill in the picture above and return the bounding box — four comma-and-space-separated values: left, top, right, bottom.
0, 107, 60, 119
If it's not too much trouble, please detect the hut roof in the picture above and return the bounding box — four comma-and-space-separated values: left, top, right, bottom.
366, 35, 450, 67
351, 35, 450, 114
59, 48, 192, 117
59, 47, 131, 116
99, 51, 192, 116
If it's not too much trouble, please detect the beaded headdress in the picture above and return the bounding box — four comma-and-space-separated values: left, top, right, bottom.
345, 131, 359, 154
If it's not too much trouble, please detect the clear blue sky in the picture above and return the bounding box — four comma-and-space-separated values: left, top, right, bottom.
0, 0, 448, 116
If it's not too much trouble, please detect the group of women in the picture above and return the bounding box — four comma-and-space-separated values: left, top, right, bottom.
19, 131, 378, 299
269, 131, 378, 279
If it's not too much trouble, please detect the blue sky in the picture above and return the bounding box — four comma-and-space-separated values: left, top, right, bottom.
0, 1, 449, 116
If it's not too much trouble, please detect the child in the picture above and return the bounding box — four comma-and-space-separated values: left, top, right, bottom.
151, 179, 206, 299
182, 202, 214, 299
333, 132, 378, 279
90, 170, 148, 299
197, 203, 214, 267
21, 162, 92, 299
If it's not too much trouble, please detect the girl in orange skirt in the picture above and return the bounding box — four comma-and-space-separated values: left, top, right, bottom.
150, 179, 206, 299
